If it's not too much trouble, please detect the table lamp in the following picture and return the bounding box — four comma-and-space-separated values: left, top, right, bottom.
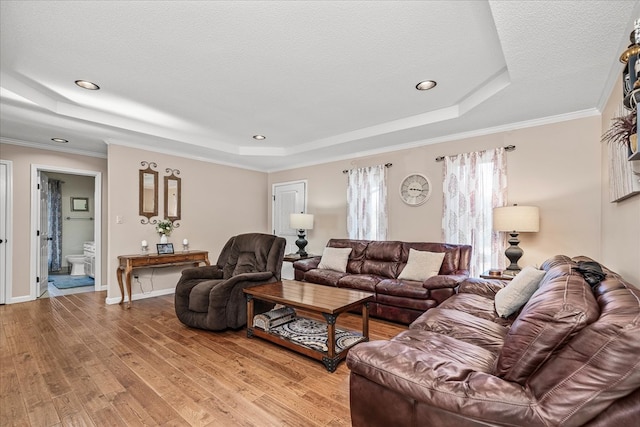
290, 213, 314, 257
493, 205, 540, 273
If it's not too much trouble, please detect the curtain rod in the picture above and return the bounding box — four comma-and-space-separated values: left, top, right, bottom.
65, 217, 94, 221
435, 145, 516, 162
342, 163, 393, 174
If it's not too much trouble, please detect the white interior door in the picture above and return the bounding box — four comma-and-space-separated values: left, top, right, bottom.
0, 162, 9, 304
38, 172, 49, 297
272, 181, 307, 255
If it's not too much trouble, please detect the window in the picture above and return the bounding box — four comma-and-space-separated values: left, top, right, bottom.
346, 165, 388, 240
442, 148, 507, 276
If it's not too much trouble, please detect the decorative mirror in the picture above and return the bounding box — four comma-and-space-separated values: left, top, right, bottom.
139, 161, 158, 224
164, 168, 181, 224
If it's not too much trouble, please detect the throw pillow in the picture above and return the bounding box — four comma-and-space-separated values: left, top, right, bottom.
494, 266, 546, 317
397, 249, 445, 282
317, 247, 352, 272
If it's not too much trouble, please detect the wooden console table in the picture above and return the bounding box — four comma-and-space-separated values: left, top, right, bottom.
116, 250, 210, 308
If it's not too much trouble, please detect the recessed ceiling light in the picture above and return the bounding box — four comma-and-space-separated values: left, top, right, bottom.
253, 135, 266, 140
51, 138, 69, 143
415, 80, 437, 91
75, 80, 100, 90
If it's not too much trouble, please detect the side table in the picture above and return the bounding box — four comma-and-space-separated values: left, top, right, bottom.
116, 250, 210, 308
479, 271, 515, 281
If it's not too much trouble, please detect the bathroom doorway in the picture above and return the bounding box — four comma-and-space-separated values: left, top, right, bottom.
30, 165, 102, 300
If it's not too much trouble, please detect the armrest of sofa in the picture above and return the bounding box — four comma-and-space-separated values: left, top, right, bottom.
458, 278, 506, 297
292, 256, 321, 272
422, 274, 467, 290
179, 265, 224, 280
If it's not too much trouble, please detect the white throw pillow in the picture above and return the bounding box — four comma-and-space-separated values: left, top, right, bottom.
494, 266, 546, 318
317, 247, 353, 273
397, 249, 446, 282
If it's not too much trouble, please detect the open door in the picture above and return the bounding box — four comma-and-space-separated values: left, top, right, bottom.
38, 172, 49, 297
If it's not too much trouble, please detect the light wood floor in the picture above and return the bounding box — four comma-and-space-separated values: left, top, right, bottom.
0, 291, 406, 426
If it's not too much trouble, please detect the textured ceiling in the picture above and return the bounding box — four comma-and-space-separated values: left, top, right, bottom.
1, 1, 638, 171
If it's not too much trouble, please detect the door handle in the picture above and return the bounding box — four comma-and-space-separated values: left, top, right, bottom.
0, 239, 3, 243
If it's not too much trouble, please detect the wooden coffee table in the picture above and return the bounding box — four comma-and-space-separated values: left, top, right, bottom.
244, 280, 374, 372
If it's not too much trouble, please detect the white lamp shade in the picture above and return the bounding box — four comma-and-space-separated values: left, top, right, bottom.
493, 206, 539, 232
290, 213, 314, 230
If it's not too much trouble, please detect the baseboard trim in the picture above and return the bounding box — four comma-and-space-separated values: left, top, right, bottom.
105, 287, 175, 305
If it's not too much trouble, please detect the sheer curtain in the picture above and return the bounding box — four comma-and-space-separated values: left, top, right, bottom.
442, 148, 507, 276
48, 179, 63, 272
347, 165, 388, 240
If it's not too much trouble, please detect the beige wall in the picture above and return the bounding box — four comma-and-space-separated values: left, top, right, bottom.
269, 116, 604, 273
0, 143, 108, 300
106, 145, 269, 303
601, 80, 640, 284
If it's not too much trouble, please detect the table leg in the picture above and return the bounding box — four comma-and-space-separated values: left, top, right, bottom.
124, 265, 133, 309
322, 313, 337, 359
246, 295, 255, 338
116, 266, 125, 305
362, 302, 370, 341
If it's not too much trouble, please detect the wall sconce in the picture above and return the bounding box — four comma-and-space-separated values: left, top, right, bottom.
493, 205, 540, 274
290, 213, 314, 257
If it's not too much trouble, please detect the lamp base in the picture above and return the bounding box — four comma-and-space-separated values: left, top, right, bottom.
504, 232, 523, 272
295, 230, 308, 257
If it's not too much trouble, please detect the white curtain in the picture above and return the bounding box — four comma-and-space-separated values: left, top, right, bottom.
442, 147, 507, 276
347, 165, 388, 240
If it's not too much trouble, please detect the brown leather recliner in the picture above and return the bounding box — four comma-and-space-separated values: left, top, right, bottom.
175, 233, 286, 331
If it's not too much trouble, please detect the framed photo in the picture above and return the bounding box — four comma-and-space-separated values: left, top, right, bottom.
71, 197, 89, 212
156, 243, 174, 255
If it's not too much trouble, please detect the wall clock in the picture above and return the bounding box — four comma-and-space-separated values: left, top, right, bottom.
399, 173, 432, 206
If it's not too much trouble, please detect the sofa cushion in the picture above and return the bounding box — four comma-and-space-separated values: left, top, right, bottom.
360, 241, 402, 278
232, 252, 258, 275
303, 268, 346, 287
494, 266, 545, 317
188, 280, 219, 312
439, 293, 513, 327
337, 274, 381, 292
397, 249, 446, 282
410, 307, 508, 352
317, 247, 352, 272
326, 239, 368, 274
495, 271, 599, 384
376, 278, 430, 299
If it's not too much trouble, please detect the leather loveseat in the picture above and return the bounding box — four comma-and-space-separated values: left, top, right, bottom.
346, 255, 640, 426
293, 239, 472, 324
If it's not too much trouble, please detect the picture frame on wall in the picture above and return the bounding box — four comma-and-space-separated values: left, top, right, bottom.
71, 197, 89, 211
156, 243, 174, 255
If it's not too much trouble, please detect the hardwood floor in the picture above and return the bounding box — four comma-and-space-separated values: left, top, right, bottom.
0, 291, 406, 426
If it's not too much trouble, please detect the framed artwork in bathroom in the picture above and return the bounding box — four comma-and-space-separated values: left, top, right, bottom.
71, 197, 89, 211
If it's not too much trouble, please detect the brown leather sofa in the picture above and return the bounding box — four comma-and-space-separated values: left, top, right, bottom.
293, 239, 472, 324
346, 255, 640, 426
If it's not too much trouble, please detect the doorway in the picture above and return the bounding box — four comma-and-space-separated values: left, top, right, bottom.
30, 165, 102, 300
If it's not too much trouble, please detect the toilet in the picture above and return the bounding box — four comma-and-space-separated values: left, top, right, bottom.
66, 255, 86, 276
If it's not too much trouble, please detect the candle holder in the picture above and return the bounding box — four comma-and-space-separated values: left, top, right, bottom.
182, 242, 189, 252
141, 240, 149, 255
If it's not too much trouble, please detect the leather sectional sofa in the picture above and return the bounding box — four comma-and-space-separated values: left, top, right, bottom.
346, 255, 640, 426
293, 238, 472, 324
